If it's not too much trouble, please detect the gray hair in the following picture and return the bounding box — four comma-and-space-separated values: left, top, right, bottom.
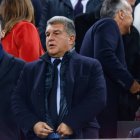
47, 16, 76, 36
100, 0, 131, 18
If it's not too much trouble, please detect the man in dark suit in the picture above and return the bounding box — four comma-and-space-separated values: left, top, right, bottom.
0, 17, 25, 140
38, 0, 104, 50
12, 16, 106, 139
80, 0, 140, 138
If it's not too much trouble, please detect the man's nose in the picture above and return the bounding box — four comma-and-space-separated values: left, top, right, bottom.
48, 34, 55, 41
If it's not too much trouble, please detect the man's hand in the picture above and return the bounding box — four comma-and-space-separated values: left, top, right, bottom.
130, 80, 140, 94
57, 123, 73, 137
33, 121, 53, 138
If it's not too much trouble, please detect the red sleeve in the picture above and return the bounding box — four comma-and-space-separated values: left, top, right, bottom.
14, 22, 44, 62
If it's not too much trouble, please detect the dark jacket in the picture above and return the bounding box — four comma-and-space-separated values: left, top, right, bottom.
80, 18, 134, 138
31, 0, 42, 27
74, 4, 101, 53
80, 18, 134, 92
123, 26, 140, 81
120, 26, 140, 120
38, 0, 104, 50
0, 45, 25, 140
12, 50, 106, 139
75, 11, 140, 121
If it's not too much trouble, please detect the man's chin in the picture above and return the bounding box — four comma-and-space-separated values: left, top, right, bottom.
124, 27, 131, 35
48, 51, 57, 57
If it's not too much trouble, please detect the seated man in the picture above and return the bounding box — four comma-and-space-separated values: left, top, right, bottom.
12, 16, 106, 139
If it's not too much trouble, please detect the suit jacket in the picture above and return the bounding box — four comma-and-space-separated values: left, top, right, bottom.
80, 18, 134, 92
12, 50, 106, 139
74, 9, 140, 121
74, 4, 101, 53
80, 18, 134, 137
38, 0, 104, 50
0, 46, 25, 140
31, 0, 42, 27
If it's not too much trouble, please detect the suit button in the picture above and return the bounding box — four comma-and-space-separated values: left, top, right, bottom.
38, 92, 41, 95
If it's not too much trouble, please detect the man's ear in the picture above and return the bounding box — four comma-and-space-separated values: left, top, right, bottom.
118, 10, 125, 20
69, 35, 75, 45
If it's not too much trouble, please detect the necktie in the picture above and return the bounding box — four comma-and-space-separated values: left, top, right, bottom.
49, 59, 61, 129
74, 0, 83, 16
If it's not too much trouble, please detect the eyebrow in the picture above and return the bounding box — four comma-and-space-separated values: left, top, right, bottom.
46, 29, 62, 33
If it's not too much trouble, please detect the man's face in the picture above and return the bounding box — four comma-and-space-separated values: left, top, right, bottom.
121, 7, 133, 34
45, 23, 75, 58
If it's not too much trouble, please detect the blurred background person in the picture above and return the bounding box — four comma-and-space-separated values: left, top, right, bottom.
74, 0, 140, 121
0, 16, 25, 140
0, 0, 44, 62
80, 0, 140, 138
119, 0, 140, 121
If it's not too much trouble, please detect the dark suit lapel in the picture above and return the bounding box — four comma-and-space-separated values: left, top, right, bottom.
65, 59, 78, 108
32, 61, 50, 120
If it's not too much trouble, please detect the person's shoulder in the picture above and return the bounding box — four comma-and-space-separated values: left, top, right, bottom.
2, 52, 25, 70
91, 17, 118, 34
20, 59, 44, 75
75, 53, 101, 66
13, 56, 25, 65
95, 18, 117, 27
16, 59, 43, 79
12, 21, 38, 36
3, 51, 24, 63
25, 58, 44, 68
14, 21, 36, 30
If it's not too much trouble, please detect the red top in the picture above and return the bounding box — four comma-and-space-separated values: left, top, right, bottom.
2, 21, 44, 62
